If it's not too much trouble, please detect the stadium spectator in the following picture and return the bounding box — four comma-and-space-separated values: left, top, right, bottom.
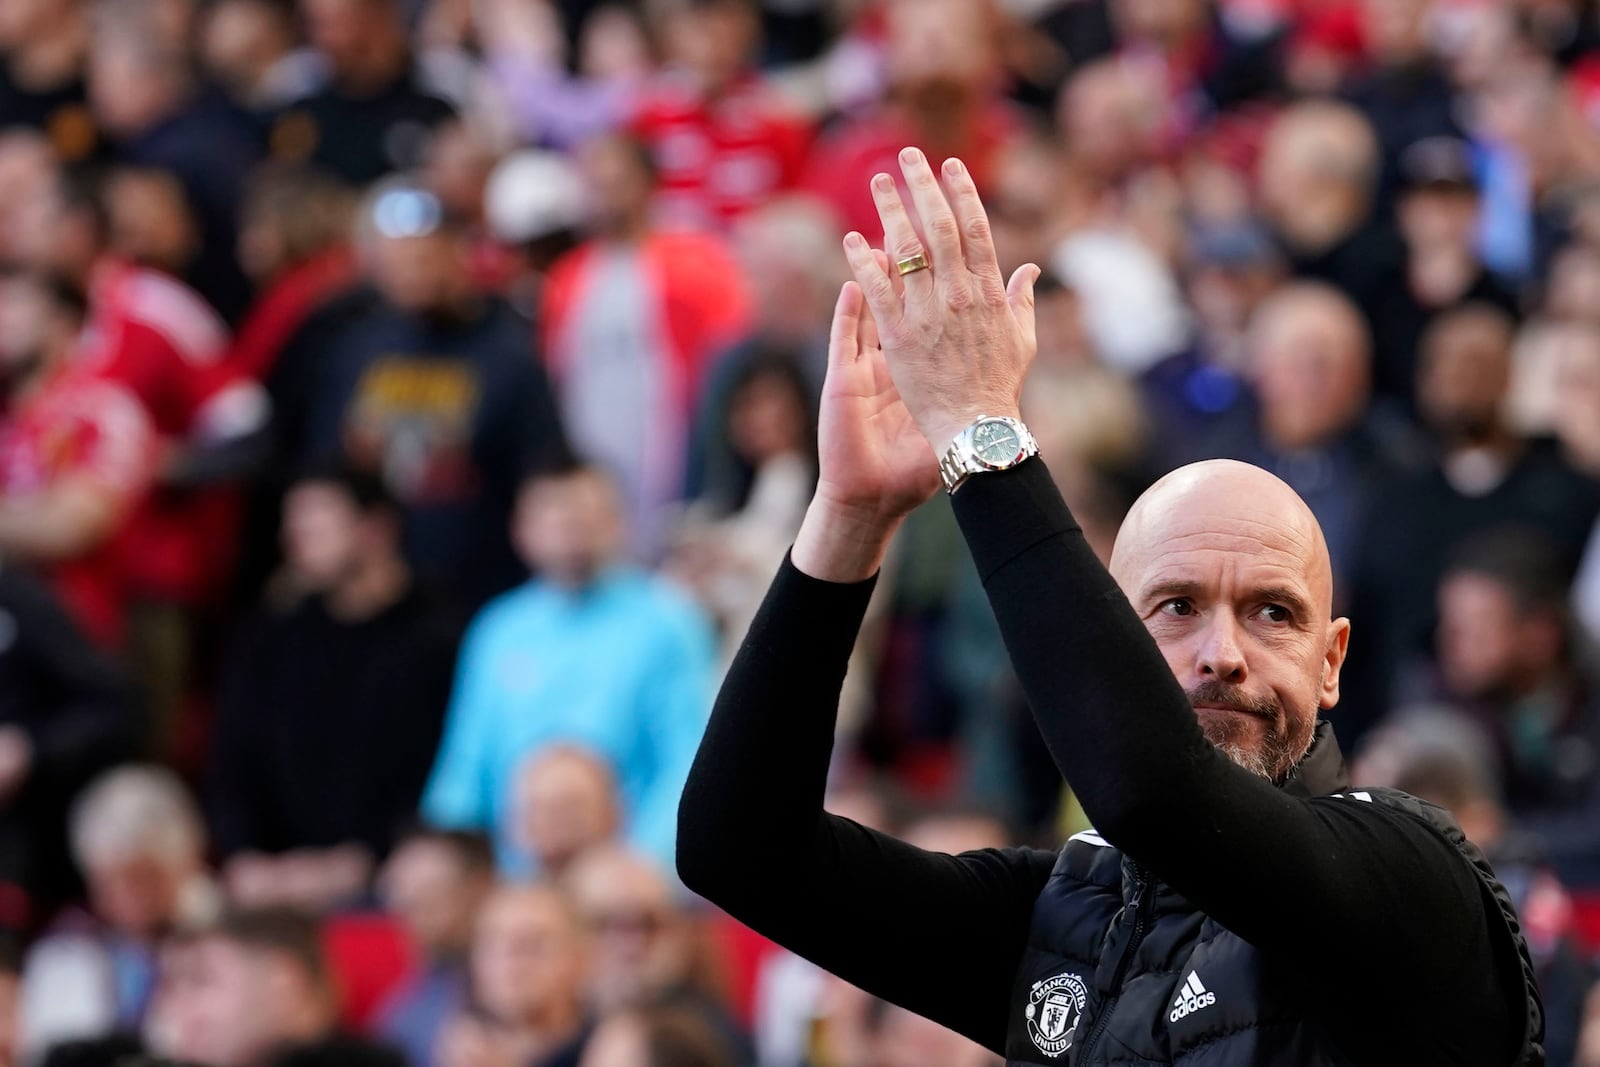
199, 0, 316, 113
86, 3, 263, 323
577, 1005, 734, 1067
565, 847, 736, 1047
0, 271, 155, 648
422, 460, 715, 874
0, 569, 133, 921
304, 179, 566, 606
804, 0, 1021, 241
271, 0, 456, 186
1368, 136, 1520, 413
437, 884, 588, 1067
1351, 303, 1600, 729
0, 0, 97, 163
211, 463, 460, 912
373, 828, 495, 1067
1257, 100, 1402, 327
1346, 0, 1463, 199
20, 766, 218, 1061
1190, 282, 1416, 594
157, 908, 402, 1067
480, 150, 587, 312
542, 134, 751, 559
511, 747, 622, 879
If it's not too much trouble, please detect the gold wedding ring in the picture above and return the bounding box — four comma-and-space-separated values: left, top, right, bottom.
896, 251, 930, 276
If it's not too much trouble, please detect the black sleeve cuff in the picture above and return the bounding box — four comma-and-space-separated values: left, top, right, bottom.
948, 458, 1082, 582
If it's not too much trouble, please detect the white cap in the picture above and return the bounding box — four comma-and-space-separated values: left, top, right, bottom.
484, 150, 587, 245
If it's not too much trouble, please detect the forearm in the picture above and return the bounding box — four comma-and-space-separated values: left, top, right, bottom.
0, 488, 117, 561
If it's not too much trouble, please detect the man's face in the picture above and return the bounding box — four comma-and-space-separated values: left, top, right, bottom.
0, 277, 60, 388
568, 854, 686, 1013
513, 474, 623, 589
1418, 322, 1511, 441
472, 889, 586, 1026
1436, 572, 1525, 701
281, 483, 364, 591
368, 231, 461, 316
164, 939, 280, 1067
379, 839, 486, 959
1250, 299, 1369, 450
513, 751, 617, 873
85, 852, 184, 938
1397, 186, 1479, 251
1111, 469, 1348, 780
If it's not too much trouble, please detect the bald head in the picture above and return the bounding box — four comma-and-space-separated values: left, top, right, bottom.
1111, 461, 1349, 780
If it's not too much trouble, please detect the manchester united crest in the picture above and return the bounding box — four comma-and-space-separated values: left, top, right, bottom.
1025, 971, 1088, 1058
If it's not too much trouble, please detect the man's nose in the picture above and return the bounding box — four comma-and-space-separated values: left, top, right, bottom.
1197, 612, 1248, 684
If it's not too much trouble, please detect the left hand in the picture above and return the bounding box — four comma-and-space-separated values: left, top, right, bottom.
841, 147, 1042, 450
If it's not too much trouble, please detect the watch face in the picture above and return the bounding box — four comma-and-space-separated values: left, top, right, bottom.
973, 420, 1022, 467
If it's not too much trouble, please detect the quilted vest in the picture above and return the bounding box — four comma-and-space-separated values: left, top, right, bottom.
1001, 724, 1545, 1066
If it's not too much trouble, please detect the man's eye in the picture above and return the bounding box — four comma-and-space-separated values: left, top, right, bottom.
1160, 599, 1195, 617
1259, 604, 1291, 623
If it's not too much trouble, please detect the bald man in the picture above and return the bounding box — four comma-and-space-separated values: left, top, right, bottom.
679, 149, 1543, 1066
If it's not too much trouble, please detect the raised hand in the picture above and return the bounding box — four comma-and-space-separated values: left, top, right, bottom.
791, 261, 942, 584
841, 148, 1041, 452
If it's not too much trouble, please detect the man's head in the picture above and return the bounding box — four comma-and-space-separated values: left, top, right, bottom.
1057, 58, 1166, 187
513, 461, 626, 590
732, 196, 847, 345
357, 180, 473, 319
1257, 102, 1379, 253
0, 0, 78, 48
9, 165, 106, 285
1109, 460, 1350, 781
281, 461, 402, 594
201, 0, 298, 103
1354, 710, 1504, 850
299, 0, 407, 91
0, 271, 86, 401
883, 0, 998, 107
1435, 528, 1571, 704
655, 0, 760, 98
1360, 0, 1429, 67
1418, 303, 1516, 446
576, 134, 657, 242
1396, 137, 1482, 253
578, 1005, 733, 1067
105, 166, 199, 276
168, 910, 337, 1067
471, 884, 588, 1029
70, 766, 210, 939
379, 827, 495, 962
563, 846, 691, 1014
512, 746, 621, 876
1246, 282, 1371, 451
87, 12, 194, 138
1548, 319, 1600, 472
239, 166, 355, 284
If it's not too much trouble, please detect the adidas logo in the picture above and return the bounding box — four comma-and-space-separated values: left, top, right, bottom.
1168, 971, 1216, 1022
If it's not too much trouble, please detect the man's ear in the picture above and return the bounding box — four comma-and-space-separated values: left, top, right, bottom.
1319, 617, 1352, 709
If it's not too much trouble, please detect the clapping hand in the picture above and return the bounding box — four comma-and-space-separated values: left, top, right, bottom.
842, 148, 1041, 451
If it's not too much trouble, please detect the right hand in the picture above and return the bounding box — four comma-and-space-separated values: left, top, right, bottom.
793, 273, 942, 583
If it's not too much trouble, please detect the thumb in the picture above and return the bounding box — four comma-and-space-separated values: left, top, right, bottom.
1006, 263, 1041, 348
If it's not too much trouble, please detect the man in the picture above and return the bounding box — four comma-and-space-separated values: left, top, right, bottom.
305, 179, 565, 607
542, 134, 750, 560
436, 884, 588, 1067
155, 908, 400, 1067
271, 0, 456, 185
677, 149, 1543, 1064
210, 463, 460, 911
422, 460, 715, 874
0, 0, 98, 163
512, 747, 621, 879
21, 766, 218, 1060
0, 271, 155, 647
373, 828, 495, 1067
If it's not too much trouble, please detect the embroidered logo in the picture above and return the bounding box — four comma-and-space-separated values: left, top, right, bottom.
1025, 971, 1088, 1058
1168, 970, 1217, 1022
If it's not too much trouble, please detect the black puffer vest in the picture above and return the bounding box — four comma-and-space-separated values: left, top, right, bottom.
1001, 724, 1545, 1066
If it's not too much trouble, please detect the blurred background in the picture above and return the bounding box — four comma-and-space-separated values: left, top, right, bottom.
3, 0, 1600, 1064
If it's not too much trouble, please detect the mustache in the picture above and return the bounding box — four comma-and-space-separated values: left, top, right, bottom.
1185, 681, 1281, 721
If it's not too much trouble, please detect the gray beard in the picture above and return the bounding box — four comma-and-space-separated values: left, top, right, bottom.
1201, 715, 1312, 782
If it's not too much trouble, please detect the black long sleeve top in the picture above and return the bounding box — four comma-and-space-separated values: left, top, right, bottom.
677, 459, 1530, 1063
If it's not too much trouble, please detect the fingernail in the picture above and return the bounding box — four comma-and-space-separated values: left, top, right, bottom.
872, 174, 894, 193
945, 158, 965, 177
900, 146, 922, 166
844, 232, 865, 250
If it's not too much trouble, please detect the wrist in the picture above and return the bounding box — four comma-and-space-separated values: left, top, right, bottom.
792, 497, 902, 583
920, 404, 1023, 455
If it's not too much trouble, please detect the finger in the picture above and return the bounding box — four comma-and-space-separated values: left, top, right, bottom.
897, 146, 967, 284
869, 172, 934, 303
1007, 262, 1043, 354
843, 230, 903, 331
829, 281, 863, 369
942, 157, 1006, 300
872, 248, 905, 304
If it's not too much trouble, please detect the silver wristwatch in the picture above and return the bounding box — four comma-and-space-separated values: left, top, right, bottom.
938, 415, 1039, 494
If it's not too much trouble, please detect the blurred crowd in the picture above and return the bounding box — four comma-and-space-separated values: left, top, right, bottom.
6, 0, 1600, 1064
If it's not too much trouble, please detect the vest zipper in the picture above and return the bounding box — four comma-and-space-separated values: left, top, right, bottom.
1076, 864, 1152, 1063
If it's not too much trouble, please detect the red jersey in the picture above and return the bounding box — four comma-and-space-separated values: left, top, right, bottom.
78, 260, 245, 604
632, 73, 814, 233
0, 367, 156, 646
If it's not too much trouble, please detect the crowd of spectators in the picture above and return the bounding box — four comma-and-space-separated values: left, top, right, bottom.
5, 0, 1600, 1064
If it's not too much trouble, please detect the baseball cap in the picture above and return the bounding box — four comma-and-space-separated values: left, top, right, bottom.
485, 151, 587, 246
1399, 136, 1479, 193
